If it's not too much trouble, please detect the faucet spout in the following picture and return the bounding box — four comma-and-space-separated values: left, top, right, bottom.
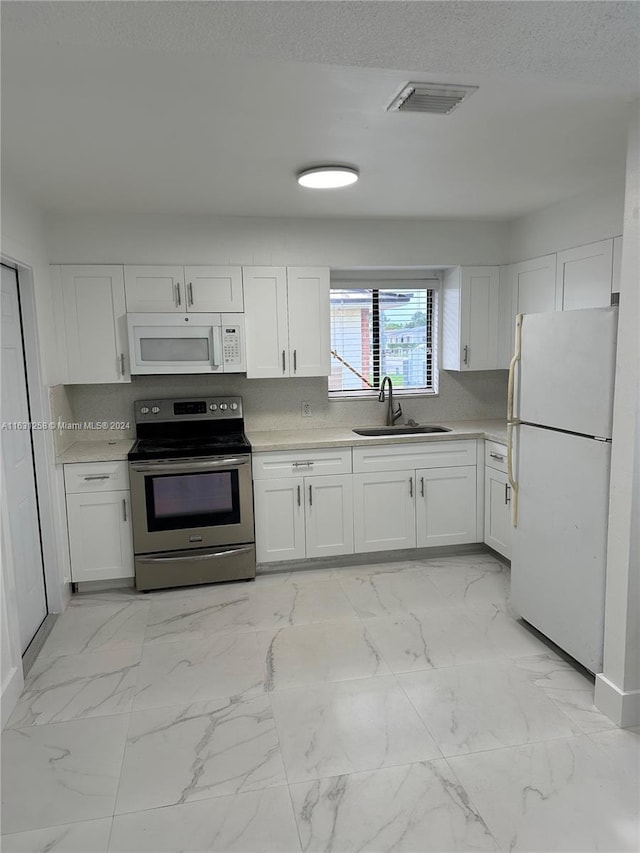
379, 376, 403, 427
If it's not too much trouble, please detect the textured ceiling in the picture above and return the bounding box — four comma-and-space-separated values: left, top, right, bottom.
2, 1, 639, 218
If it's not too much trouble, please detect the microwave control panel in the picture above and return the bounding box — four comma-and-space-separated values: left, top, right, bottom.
223, 326, 242, 365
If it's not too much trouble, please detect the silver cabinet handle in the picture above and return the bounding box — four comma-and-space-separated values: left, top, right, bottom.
490, 452, 505, 461
420, 476, 424, 498
297, 484, 301, 507
505, 483, 511, 505
292, 461, 313, 468
119, 353, 125, 376
175, 283, 182, 307
409, 476, 413, 498
282, 350, 286, 374
309, 484, 313, 506
463, 345, 469, 365
188, 282, 194, 307
122, 498, 127, 522
293, 349, 297, 372
84, 474, 110, 481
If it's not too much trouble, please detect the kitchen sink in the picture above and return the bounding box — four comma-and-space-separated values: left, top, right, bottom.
352, 426, 451, 436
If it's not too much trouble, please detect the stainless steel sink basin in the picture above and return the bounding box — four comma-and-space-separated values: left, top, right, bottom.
353, 426, 451, 436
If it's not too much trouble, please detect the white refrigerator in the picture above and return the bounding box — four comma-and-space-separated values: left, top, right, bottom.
508, 306, 618, 673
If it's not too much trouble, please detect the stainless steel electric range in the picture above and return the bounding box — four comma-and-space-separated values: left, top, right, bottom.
128, 396, 255, 591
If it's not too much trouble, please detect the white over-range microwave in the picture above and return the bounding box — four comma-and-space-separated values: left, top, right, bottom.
127, 313, 246, 374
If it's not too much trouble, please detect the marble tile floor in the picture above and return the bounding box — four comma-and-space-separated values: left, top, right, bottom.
2, 554, 638, 853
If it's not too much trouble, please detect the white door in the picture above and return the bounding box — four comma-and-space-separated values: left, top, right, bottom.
517, 306, 618, 438
558, 239, 614, 311
124, 265, 184, 312
460, 267, 500, 370
484, 467, 512, 558
61, 265, 130, 383
184, 266, 244, 312
1, 264, 47, 652
243, 267, 290, 378
511, 424, 610, 672
353, 471, 416, 553
254, 478, 305, 562
286, 267, 330, 377
512, 254, 558, 314
416, 466, 477, 547
66, 490, 133, 582
305, 474, 354, 558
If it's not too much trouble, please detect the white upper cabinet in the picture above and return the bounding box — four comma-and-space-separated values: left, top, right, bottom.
243, 266, 330, 379
124, 265, 243, 312
57, 265, 130, 384
510, 254, 558, 315
557, 239, 614, 310
442, 266, 500, 371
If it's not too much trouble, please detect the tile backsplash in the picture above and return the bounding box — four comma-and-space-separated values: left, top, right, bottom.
50, 370, 507, 443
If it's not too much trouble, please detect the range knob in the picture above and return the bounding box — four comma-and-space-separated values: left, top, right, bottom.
209, 403, 217, 411
151, 406, 160, 414
140, 406, 149, 415
230, 402, 238, 411
219, 403, 228, 411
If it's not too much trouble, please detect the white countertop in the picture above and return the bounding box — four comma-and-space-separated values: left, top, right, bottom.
247, 419, 507, 452
56, 440, 135, 464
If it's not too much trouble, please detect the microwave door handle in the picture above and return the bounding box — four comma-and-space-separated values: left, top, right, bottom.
131, 458, 249, 474
211, 326, 222, 368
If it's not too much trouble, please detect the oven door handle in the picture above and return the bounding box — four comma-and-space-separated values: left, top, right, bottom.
131, 458, 249, 474
136, 545, 254, 563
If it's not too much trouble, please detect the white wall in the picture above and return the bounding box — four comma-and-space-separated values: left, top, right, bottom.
1, 178, 71, 724
508, 179, 625, 262
595, 101, 640, 727
44, 213, 509, 267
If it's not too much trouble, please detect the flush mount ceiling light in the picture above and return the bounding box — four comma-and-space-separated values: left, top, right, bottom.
297, 166, 359, 189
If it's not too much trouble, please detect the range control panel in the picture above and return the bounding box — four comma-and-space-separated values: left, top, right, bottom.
134, 396, 243, 423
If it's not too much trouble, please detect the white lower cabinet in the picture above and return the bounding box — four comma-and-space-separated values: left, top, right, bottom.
353, 441, 479, 554
416, 466, 478, 547
353, 471, 416, 552
483, 442, 511, 559
253, 448, 354, 563
64, 461, 134, 582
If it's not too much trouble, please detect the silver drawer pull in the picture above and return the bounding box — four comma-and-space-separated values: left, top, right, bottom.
309, 484, 312, 506
420, 476, 424, 498
490, 452, 505, 461
83, 474, 110, 481
122, 498, 127, 522
297, 485, 301, 507
292, 461, 313, 468
409, 476, 413, 498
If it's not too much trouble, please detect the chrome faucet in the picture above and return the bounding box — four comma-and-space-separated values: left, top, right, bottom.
378, 376, 403, 426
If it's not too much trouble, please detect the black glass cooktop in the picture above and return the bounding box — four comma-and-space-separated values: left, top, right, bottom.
128, 433, 251, 462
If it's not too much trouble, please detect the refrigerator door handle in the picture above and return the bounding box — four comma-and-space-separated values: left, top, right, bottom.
507, 422, 519, 527
507, 314, 523, 528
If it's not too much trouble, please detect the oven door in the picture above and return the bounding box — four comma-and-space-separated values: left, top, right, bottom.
129, 456, 254, 554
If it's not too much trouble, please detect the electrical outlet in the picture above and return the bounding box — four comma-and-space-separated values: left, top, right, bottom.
302, 401, 312, 417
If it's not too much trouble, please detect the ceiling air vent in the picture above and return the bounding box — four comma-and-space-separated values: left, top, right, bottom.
387, 82, 478, 115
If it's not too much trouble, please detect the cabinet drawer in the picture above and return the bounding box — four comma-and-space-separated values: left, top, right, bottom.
353, 440, 476, 473
64, 461, 130, 493
253, 447, 352, 479
485, 441, 508, 473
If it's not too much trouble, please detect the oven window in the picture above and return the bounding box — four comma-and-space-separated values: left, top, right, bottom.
144, 470, 241, 531
140, 337, 210, 362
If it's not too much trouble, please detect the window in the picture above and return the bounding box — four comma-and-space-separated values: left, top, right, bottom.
329, 279, 438, 396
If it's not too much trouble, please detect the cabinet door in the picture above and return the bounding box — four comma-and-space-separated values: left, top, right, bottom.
286, 267, 330, 377
124, 265, 184, 312
558, 239, 614, 310
243, 267, 290, 378
511, 254, 558, 315
60, 265, 130, 383
184, 266, 243, 312
305, 474, 354, 559
353, 471, 416, 553
254, 477, 305, 563
416, 466, 477, 547
484, 467, 512, 559
66, 490, 133, 582
460, 267, 500, 370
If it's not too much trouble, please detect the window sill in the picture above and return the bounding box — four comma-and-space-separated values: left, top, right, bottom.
329, 390, 439, 402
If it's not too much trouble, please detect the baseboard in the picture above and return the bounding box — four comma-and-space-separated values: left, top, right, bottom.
1, 664, 24, 730
594, 673, 640, 728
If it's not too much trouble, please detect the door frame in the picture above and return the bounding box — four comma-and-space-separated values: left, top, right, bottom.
1, 254, 69, 619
